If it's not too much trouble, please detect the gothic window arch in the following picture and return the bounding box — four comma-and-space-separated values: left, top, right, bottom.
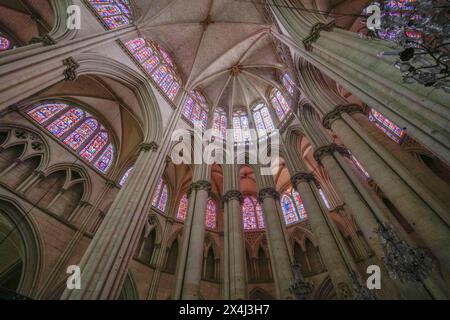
233, 110, 251, 143
175, 193, 217, 229
182, 91, 209, 130
252, 103, 275, 138
205, 199, 217, 229
270, 89, 291, 121
119, 166, 134, 187
152, 177, 168, 212
369, 108, 405, 143
281, 73, 296, 96
213, 107, 227, 140
125, 38, 181, 101
280, 187, 307, 225
88, 0, 133, 30
242, 196, 265, 231
26, 101, 115, 174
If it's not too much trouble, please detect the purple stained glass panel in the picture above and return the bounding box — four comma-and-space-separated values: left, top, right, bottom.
28, 103, 68, 124
119, 166, 134, 186
46, 108, 85, 138
63, 118, 98, 150
94, 143, 114, 173
205, 199, 216, 229
79, 131, 108, 162
177, 194, 188, 221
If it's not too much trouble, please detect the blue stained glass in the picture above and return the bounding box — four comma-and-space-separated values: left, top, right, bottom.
46, 108, 85, 138
63, 118, 98, 150
95, 143, 114, 173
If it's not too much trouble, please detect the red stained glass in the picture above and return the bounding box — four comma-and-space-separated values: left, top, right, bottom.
205, 199, 216, 229
369, 109, 404, 143
63, 118, 98, 150
46, 108, 85, 138
242, 196, 264, 230
79, 131, 108, 162
27, 103, 68, 124
89, 0, 132, 30
119, 166, 134, 186
152, 178, 168, 212
94, 143, 114, 173
177, 193, 188, 221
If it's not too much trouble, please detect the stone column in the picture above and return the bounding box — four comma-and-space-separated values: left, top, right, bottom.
255, 172, 294, 299
61, 141, 164, 300
223, 189, 247, 300
269, 2, 450, 162
322, 110, 450, 273
290, 171, 354, 299
173, 164, 212, 299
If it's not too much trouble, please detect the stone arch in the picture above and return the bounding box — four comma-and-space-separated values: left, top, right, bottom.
313, 276, 337, 300
118, 271, 139, 300
75, 53, 163, 145
0, 196, 44, 297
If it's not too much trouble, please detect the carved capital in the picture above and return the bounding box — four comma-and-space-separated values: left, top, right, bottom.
63, 58, 79, 81
291, 172, 316, 187
191, 180, 212, 192
29, 34, 56, 46
303, 21, 335, 52
105, 179, 117, 188
313, 143, 349, 164
223, 190, 243, 203
139, 141, 159, 153
257, 187, 279, 203
322, 104, 364, 129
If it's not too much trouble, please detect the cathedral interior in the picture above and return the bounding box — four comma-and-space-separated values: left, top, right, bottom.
0, 0, 449, 300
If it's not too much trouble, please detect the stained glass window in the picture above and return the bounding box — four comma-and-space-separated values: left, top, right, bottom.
282, 73, 295, 96
125, 37, 181, 101
119, 166, 134, 187
205, 199, 217, 229
27, 102, 68, 124
213, 107, 227, 139
152, 178, 168, 212
94, 143, 114, 173
182, 91, 209, 130
88, 0, 132, 30
280, 187, 307, 225
27, 102, 115, 174
63, 118, 98, 150
177, 193, 189, 221
270, 89, 291, 121
369, 109, 404, 143
350, 153, 371, 180
46, 108, 85, 138
319, 189, 331, 209
253, 103, 275, 137
0, 32, 13, 51
233, 110, 251, 143
242, 196, 265, 230
79, 131, 108, 162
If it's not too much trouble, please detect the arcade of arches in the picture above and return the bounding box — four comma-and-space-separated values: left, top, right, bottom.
0, 0, 449, 300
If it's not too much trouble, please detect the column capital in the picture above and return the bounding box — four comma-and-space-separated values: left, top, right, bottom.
303, 21, 335, 52
313, 143, 348, 164
139, 141, 159, 153
105, 179, 118, 188
63, 57, 79, 81
257, 187, 279, 203
223, 190, 243, 203
29, 34, 56, 46
191, 180, 212, 192
322, 104, 364, 129
291, 172, 316, 186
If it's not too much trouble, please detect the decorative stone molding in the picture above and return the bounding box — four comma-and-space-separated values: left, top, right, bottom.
303, 21, 335, 52
105, 179, 117, 188
337, 282, 352, 300
29, 34, 56, 46
63, 58, 79, 81
257, 187, 279, 203
322, 104, 364, 129
291, 172, 316, 187
223, 190, 243, 203
191, 180, 212, 192
313, 143, 349, 164
139, 141, 159, 153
